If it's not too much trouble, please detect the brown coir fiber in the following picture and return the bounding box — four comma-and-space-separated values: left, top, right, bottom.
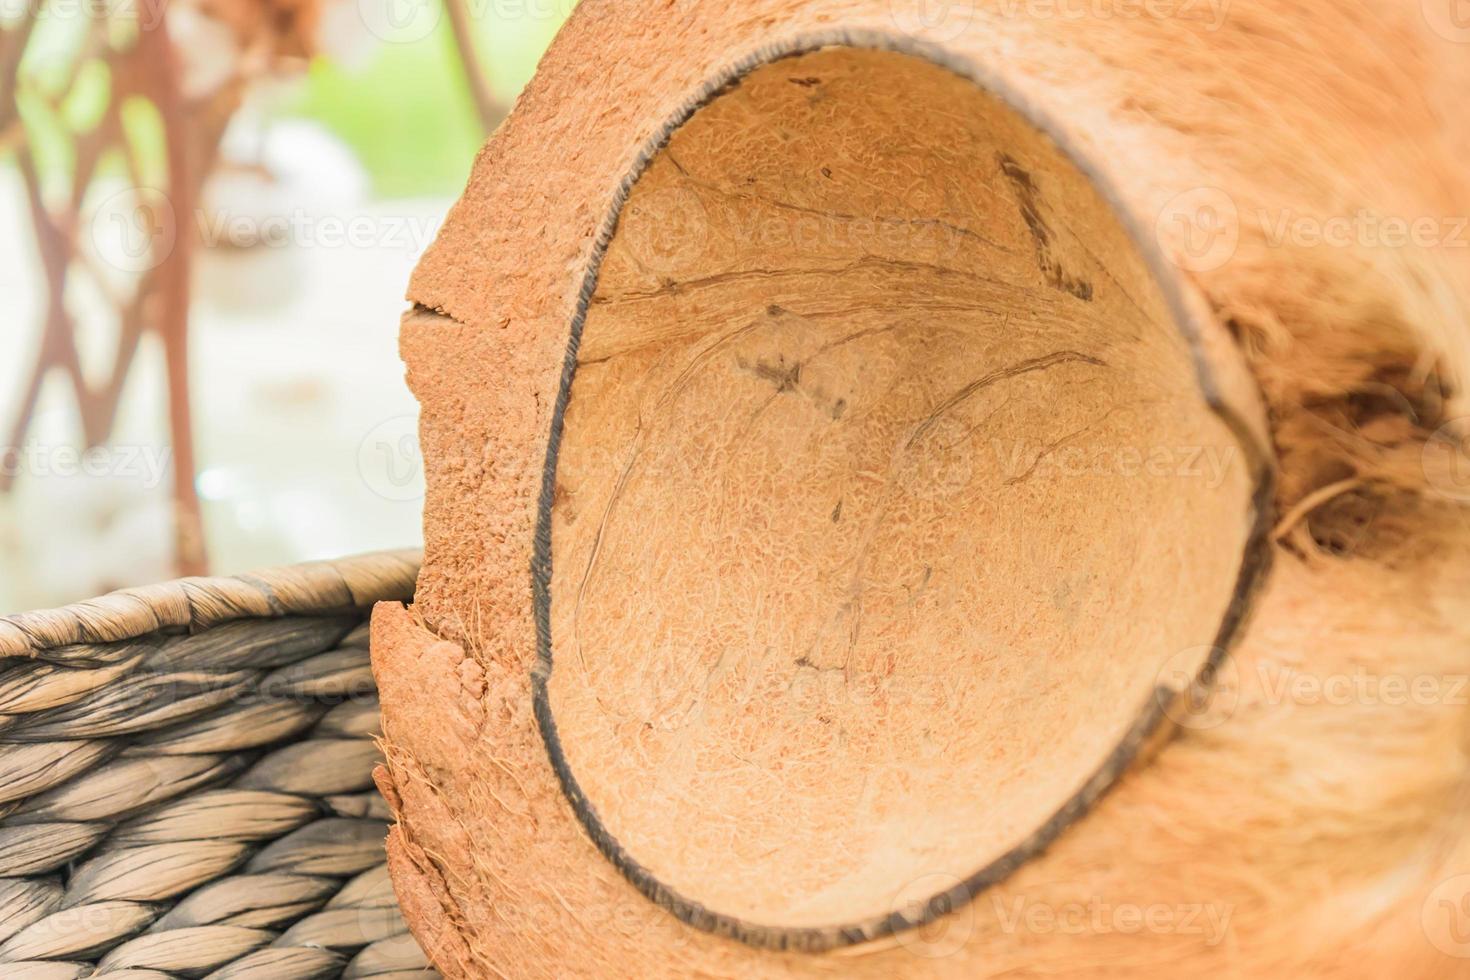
372, 2, 1470, 977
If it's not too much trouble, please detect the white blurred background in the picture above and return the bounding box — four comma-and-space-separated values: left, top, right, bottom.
0, 0, 569, 611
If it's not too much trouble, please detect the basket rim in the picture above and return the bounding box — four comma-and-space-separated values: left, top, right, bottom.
0, 548, 421, 658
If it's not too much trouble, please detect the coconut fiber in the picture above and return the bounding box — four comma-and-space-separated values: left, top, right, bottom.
371, 1, 1470, 976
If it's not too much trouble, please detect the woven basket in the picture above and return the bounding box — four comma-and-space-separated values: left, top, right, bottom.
0, 551, 439, 980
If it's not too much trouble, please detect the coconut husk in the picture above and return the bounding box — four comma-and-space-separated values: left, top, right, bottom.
374, 2, 1470, 976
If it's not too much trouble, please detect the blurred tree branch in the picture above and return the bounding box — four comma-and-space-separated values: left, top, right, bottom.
444, 0, 506, 134
2, 0, 506, 579
0, 2, 39, 141
1, 1, 212, 575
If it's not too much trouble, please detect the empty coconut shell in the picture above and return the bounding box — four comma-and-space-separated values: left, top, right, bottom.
372, 1, 1470, 977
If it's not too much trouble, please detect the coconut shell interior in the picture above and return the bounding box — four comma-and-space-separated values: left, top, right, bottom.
538, 47, 1261, 940
380, 3, 1470, 974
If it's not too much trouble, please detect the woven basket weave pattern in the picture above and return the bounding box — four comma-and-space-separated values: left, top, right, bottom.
0, 551, 438, 980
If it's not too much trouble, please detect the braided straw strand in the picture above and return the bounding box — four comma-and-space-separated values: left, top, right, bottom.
0, 551, 437, 979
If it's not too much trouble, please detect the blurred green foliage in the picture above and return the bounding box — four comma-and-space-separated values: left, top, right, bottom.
7, 4, 567, 200
289, 14, 565, 198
